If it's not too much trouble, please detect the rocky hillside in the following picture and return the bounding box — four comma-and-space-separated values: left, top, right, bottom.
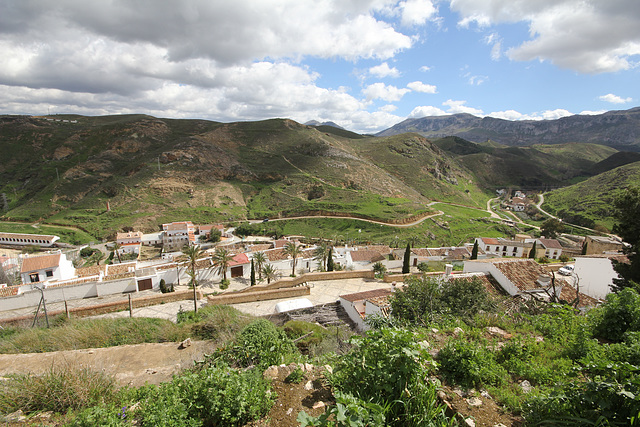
378, 107, 640, 151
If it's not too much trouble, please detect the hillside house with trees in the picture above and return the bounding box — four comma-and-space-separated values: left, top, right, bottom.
20, 252, 76, 284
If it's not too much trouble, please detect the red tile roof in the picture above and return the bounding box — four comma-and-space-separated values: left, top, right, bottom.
21, 254, 61, 273
0, 286, 19, 298
349, 250, 385, 263
340, 288, 392, 303
482, 238, 500, 245
492, 259, 547, 292
229, 253, 249, 266
265, 248, 288, 261
539, 238, 563, 249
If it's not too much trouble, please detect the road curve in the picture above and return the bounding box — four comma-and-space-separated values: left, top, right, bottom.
248, 211, 444, 228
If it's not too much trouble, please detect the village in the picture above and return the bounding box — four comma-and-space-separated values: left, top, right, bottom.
0, 213, 627, 329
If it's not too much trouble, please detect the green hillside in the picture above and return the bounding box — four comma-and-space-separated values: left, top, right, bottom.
0, 116, 489, 240
542, 161, 640, 230
434, 137, 617, 189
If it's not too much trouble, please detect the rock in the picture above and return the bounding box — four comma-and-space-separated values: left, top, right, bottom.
437, 390, 447, 400
304, 363, 314, 372
286, 408, 293, 416
87, 350, 94, 354
312, 401, 325, 410
453, 387, 465, 397
263, 365, 279, 380
467, 397, 483, 407
480, 389, 492, 399
431, 328, 439, 333
453, 327, 464, 335
494, 424, 508, 427
304, 380, 314, 391
145, 368, 157, 374
487, 326, 511, 338
323, 365, 333, 374
464, 418, 476, 427
429, 349, 440, 358
535, 336, 544, 342
179, 338, 192, 349
33, 411, 53, 420
418, 340, 430, 349
5, 410, 26, 422
520, 380, 532, 393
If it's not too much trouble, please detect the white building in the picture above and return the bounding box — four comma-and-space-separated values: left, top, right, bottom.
0, 232, 59, 248
20, 252, 76, 284
162, 221, 196, 250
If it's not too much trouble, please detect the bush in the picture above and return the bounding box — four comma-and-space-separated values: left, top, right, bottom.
219, 279, 230, 289
372, 261, 387, 278
298, 391, 387, 427
80, 247, 97, 258
440, 277, 495, 319
417, 262, 430, 272
0, 365, 117, 414
285, 367, 305, 384
137, 365, 274, 426
592, 288, 640, 342
159, 279, 174, 294
438, 337, 507, 388
329, 328, 448, 425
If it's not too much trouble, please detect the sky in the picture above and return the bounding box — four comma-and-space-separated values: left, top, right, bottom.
1, 0, 639, 133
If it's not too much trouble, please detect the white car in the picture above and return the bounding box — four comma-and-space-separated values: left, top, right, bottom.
558, 265, 574, 276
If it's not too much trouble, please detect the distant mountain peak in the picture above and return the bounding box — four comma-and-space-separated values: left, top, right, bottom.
305, 120, 345, 130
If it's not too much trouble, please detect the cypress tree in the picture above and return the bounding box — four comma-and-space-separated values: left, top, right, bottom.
582, 240, 588, 255
471, 241, 479, 260
529, 241, 537, 259
402, 242, 411, 274
327, 247, 334, 271
250, 259, 256, 286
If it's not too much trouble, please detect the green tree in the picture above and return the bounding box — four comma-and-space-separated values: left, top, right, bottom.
250, 259, 256, 286
111, 242, 122, 263
529, 241, 537, 259
470, 241, 479, 260
372, 261, 387, 278
327, 247, 334, 272
402, 242, 411, 274
541, 218, 564, 239
208, 228, 222, 243
212, 247, 233, 282
313, 242, 329, 271
253, 251, 266, 282
182, 244, 204, 313
262, 264, 278, 284
283, 241, 302, 277
611, 187, 640, 292
390, 275, 441, 324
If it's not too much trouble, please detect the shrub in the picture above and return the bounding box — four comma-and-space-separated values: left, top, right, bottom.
298, 391, 387, 427
372, 261, 387, 278
440, 277, 495, 319
390, 275, 441, 324
438, 337, 507, 388
159, 279, 174, 294
285, 367, 305, 384
80, 247, 97, 258
0, 365, 117, 414
219, 279, 230, 289
329, 328, 447, 425
417, 262, 430, 272
137, 365, 274, 427
592, 287, 640, 342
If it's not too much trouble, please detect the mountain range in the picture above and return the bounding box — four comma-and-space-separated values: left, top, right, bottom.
377, 107, 640, 152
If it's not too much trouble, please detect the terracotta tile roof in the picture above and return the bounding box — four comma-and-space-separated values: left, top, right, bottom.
341, 288, 392, 303
156, 262, 179, 271
364, 245, 392, 256
249, 244, 273, 252
368, 295, 391, 307
229, 253, 249, 267
0, 286, 19, 297
301, 248, 316, 258
349, 250, 385, 263
412, 248, 431, 257
558, 282, 600, 307
195, 258, 212, 269
538, 238, 563, 249
492, 259, 548, 292
76, 265, 105, 277
116, 231, 142, 240
21, 254, 61, 273
265, 248, 288, 261
105, 262, 136, 276
103, 272, 136, 281
164, 221, 194, 231
482, 238, 500, 245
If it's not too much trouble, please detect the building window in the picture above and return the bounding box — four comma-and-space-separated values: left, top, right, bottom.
29, 273, 40, 282
46, 270, 54, 277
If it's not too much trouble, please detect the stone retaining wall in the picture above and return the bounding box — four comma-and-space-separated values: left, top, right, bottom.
239, 270, 375, 293
207, 286, 310, 305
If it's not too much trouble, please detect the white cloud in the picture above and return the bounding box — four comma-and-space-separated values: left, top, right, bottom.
579, 109, 607, 116
407, 81, 437, 93
467, 75, 488, 85
450, 0, 640, 73
419, 65, 432, 71
487, 108, 574, 121
369, 62, 401, 78
362, 82, 411, 101
443, 99, 484, 115
399, 0, 438, 26
379, 104, 399, 112
409, 105, 447, 117
599, 93, 633, 104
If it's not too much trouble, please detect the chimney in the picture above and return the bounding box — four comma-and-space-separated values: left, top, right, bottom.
443, 264, 453, 280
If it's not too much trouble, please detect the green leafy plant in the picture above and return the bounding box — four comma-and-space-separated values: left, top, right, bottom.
438, 337, 507, 388
285, 367, 305, 384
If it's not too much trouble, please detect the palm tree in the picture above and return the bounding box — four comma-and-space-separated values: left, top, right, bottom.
253, 251, 266, 281
182, 244, 204, 313
313, 242, 329, 271
212, 247, 233, 282
112, 242, 122, 263
283, 241, 302, 276
262, 263, 279, 284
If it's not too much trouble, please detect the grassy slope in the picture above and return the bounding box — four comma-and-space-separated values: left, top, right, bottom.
434, 137, 617, 189
542, 161, 640, 230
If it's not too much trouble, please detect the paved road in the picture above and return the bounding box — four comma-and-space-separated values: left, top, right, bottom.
247, 211, 444, 228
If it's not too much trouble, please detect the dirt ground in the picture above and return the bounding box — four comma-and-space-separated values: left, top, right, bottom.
0, 340, 216, 388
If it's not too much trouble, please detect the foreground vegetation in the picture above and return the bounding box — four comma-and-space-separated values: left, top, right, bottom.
2, 276, 640, 425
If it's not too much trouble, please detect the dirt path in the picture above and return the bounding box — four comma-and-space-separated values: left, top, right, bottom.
0, 341, 216, 387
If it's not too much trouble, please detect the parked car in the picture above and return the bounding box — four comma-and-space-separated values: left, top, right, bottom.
558, 265, 574, 276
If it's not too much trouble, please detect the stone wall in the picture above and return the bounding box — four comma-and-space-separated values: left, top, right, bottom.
207, 286, 310, 305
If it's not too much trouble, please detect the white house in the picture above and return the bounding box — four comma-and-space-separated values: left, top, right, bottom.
162, 221, 196, 250
475, 237, 531, 258
116, 231, 143, 255
339, 287, 393, 331
345, 250, 385, 269
20, 252, 76, 284
574, 256, 621, 300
